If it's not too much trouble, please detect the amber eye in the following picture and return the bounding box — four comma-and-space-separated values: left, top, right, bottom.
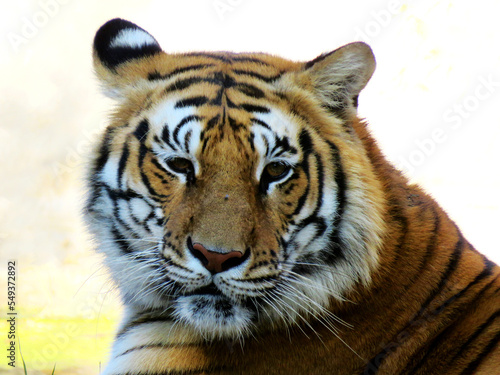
166, 157, 194, 174
264, 162, 291, 180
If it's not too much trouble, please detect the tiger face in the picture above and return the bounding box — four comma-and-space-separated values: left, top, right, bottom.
86, 19, 386, 340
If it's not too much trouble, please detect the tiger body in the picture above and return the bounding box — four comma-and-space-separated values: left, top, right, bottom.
86, 19, 500, 374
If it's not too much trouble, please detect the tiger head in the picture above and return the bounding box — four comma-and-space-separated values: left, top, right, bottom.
86, 19, 387, 340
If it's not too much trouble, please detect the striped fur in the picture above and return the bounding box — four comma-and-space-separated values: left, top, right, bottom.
85, 19, 500, 374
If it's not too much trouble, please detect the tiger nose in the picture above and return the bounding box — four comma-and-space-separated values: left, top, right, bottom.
189, 242, 248, 274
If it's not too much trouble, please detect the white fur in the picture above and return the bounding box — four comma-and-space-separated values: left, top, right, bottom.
148, 98, 202, 178
252, 110, 300, 191
110, 28, 157, 49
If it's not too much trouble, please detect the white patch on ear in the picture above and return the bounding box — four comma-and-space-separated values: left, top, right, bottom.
110, 28, 157, 49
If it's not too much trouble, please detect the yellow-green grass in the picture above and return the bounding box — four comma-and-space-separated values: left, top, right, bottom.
1, 308, 119, 374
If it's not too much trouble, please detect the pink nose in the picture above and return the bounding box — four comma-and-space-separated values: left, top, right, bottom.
190, 242, 247, 273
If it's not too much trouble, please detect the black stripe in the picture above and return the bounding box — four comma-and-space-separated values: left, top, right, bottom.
325, 141, 347, 264
406, 288, 495, 375
204, 114, 221, 132
434, 256, 495, 313
105, 186, 145, 201
110, 225, 133, 254
184, 52, 233, 63
304, 50, 337, 69
312, 152, 325, 217
93, 126, 116, 174
165, 76, 208, 93
161, 125, 178, 151
461, 330, 500, 374
134, 119, 149, 142
261, 134, 270, 158
148, 64, 214, 81
247, 132, 255, 152
150, 157, 176, 180
364, 231, 466, 374
117, 143, 130, 188
165, 73, 235, 94
111, 193, 139, 238
400, 205, 439, 289
454, 310, 500, 362
270, 135, 297, 157
418, 232, 465, 314
234, 83, 265, 99
212, 71, 235, 88
240, 103, 270, 113
117, 342, 203, 357
232, 56, 271, 65
116, 316, 175, 339
114, 368, 228, 375
173, 115, 203, 146
175, 96, 209, 108
228, 117, 244, 132
299, 128, 313, 153
251, 118, 271, 130
210, 87, 224, 106
289, 130, 312, 215
395, 255, 495, 375
233, 69, 282, 83
139, 167, 170, 200
184, 130, 192, 152
138, 142, 148, 168
293, 216, 327, 245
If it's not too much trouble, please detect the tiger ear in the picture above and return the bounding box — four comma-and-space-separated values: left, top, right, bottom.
303, 42, 375, 116
93, 18, 163, 98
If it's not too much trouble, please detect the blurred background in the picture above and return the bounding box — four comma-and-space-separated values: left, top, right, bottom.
1, 0, 499, 373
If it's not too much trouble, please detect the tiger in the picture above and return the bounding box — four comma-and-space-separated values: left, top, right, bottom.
85, 18, 500, 375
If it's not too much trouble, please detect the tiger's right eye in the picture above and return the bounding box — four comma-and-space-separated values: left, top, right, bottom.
166, 157, 194, 175
264, 162, 291, 181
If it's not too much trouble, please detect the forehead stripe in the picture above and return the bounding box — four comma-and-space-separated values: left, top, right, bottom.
165, 76, 220, 94
204, 115, 221, 132
161, 126, 178, 151
173, 115, 203, 147
148, 64, 215, 81
240, 103, 270, 114
232, 69, 283, 83
234, 83, 265, 99
175, 96, 209, 108
184, 52, 233, 63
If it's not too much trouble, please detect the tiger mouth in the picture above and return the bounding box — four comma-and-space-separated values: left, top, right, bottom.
181, 283, 258, 313
184, 283, 223, 297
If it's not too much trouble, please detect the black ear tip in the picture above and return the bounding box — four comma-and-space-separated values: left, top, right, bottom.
94, 18, 162, 69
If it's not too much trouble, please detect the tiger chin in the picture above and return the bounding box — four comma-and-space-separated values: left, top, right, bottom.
85, 18, 500, 375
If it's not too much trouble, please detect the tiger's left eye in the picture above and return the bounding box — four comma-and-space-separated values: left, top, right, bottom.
166, 157, 194, 175
264, 162, 291, 181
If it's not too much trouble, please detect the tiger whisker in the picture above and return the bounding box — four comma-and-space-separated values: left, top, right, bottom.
280, 267, 353, 304
277, 280, 349, 330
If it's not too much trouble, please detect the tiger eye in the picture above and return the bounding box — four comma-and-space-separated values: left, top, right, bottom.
166, 157, 193, 174
265, 162, 289, 179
